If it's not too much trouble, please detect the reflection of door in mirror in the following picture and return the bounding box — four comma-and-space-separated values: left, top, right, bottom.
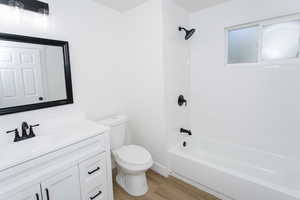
0, 42, 44, 108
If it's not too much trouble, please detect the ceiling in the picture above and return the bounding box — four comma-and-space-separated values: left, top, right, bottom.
94, 0, 230, 13
94, 0, 148, 12
173, 0, 230, 12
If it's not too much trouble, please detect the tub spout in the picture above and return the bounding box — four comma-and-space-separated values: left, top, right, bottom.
180, 128, 192, 136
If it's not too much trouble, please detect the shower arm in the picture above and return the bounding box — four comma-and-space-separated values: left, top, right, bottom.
179, 27, 187, 32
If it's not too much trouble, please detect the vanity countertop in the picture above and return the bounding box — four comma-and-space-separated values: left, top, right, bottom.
0, 119, 109, 172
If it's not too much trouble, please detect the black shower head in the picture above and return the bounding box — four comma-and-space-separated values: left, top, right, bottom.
179, 26, 196, 40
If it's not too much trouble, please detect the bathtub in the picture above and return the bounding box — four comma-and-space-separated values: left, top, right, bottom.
168, 137, 300, 200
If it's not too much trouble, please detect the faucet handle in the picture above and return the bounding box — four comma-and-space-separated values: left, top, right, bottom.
30, 124, 40, 128
6, 128, 18, 134
28, 124, 40, 138
7, 128, 22, 142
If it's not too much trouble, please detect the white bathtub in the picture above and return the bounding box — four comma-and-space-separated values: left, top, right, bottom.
169, 138, 300, 200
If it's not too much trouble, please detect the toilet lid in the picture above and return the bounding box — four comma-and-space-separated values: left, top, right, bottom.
115, 145, 152, 165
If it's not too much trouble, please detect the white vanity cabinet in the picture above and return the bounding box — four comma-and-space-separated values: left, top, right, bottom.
0, 121, 113, 200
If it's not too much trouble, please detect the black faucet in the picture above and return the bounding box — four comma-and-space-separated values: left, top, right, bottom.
180, 128, 192, 136
21, 121, 29, 138
6, 122, 40, 142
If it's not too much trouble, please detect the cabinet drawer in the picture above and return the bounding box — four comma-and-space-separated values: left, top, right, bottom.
85, 185, 106, 200
79, 153, 107, 200
79, 153, 106, 184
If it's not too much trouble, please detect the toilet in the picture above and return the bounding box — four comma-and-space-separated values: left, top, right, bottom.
98, 116, 153, 196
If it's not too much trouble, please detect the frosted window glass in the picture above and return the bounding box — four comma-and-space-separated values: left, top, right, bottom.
228, 26, 259, 64
262, 20, 300, 60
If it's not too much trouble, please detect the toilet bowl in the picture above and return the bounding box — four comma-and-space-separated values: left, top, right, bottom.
113, 145, 153, 196
97, 116, 153, 196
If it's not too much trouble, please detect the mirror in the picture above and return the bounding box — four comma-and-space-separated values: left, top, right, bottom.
0, 33, 73, 115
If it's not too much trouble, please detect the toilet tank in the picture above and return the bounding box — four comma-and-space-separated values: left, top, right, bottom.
98, 115, 128, 150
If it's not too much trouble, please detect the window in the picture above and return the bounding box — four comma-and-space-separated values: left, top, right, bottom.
262, 20, 300, 61
226, 15, 300, 65
228, 26, 259, 64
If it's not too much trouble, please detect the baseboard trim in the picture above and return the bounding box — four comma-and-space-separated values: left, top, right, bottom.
151, 162, 170, 177
170, 172, 234, 200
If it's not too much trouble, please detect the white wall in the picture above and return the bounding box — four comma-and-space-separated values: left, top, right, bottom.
0, 0, 126, 144
120, 0, 168, 167
162, 0, 191, 155
115, 0, 192, 172
190, 0, 300, 160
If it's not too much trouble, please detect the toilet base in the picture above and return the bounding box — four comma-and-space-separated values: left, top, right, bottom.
116, 168, 149, 196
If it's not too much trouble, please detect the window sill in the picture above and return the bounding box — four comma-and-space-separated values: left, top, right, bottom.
226, 58, 300, 68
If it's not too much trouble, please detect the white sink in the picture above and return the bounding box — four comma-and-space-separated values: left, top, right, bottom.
0, 119, 109, 172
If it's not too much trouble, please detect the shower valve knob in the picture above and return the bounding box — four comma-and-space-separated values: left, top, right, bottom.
178, 95, 187, 106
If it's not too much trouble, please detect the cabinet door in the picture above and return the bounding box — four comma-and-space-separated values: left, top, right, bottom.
0, 185, 41, 200
41, 166, 81, 200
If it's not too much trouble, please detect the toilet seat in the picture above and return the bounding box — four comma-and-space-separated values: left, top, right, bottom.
113, 145, 153, 170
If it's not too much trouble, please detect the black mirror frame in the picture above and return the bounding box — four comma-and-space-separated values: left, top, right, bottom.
0, 33, 74, 115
